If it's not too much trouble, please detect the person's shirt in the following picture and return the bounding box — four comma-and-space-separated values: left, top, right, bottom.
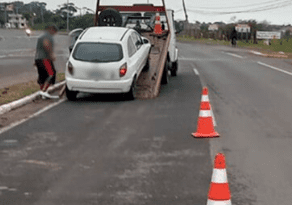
230, 29, 237, 39
35, 31, 54, 60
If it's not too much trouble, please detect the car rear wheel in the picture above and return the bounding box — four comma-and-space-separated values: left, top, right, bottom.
66, 86, 78, 101
124, 78, 136, 100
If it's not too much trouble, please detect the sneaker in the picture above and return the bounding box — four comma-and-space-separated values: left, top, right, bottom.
40, 91, 59, 99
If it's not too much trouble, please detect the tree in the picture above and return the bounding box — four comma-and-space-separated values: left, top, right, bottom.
56, 3, 77, 18
71, 14, 94, 30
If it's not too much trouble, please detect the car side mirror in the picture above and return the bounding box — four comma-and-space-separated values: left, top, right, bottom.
143, 39, 149, 44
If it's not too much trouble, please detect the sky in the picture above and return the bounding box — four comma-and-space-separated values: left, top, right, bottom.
5, 0, 292, 25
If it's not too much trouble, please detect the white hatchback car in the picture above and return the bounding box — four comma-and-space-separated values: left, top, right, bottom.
65, 26, 151, 100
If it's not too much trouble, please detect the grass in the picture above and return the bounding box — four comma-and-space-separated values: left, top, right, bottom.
0, 73, 65, 105
177, 35, 292, 57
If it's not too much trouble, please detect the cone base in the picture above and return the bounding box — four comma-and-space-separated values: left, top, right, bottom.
192, 132, 219, 138
207, 199, 232, 205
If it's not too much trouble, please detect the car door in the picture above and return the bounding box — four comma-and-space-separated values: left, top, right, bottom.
68, 28, 84, 53
127, 33, 138, 78
130, 31, 147, 75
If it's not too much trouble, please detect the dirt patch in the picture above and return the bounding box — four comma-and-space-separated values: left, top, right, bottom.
0, 73, 65, 105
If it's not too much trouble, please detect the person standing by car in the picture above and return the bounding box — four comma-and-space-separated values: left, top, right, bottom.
34, 23, 59, 99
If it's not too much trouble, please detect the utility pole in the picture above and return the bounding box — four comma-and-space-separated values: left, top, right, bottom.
182, 0, 188, 35
67, 0, 69, 32
41, 5, 44, 23
182, 0, 188, 23
4, 3, 7, 26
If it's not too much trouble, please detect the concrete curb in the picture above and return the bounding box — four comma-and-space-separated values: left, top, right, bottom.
249, 50, 267, 56
0, 81, 66, 115
249, 50, 288, 58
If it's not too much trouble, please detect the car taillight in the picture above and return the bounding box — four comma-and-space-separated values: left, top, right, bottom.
119, 63, 127, 77
68, 61, 74, 75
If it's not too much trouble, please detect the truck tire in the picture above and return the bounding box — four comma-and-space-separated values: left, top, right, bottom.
171, 61, 178, 76
98, 8, 123, 27
66, 86, 78, 101
161, 59, 169, 84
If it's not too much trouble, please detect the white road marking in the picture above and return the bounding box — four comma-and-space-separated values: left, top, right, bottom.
192, 66, 217, 127
193, 68, 199, 75
0, 99, 65, 135
223, 52, 244, 59
257, 61, 292, 76
179, 57, 227, 61
0, 186, 8, 190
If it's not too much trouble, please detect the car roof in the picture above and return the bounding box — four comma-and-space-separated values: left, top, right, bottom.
80, 26, 130, 42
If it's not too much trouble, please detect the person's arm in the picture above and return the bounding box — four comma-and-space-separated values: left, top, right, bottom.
43, 38, 56, 61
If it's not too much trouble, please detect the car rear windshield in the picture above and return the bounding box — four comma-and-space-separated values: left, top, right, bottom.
73, 42, 123, 62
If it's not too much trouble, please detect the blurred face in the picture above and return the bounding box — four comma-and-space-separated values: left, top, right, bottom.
48, 27, 57, 35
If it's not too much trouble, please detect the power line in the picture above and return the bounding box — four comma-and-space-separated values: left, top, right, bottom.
187, 0, 292, 15
188, 0, 285, 10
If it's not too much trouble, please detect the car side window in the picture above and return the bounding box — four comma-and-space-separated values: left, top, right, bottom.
131, 32, 143, 50
127, 36, 136, 57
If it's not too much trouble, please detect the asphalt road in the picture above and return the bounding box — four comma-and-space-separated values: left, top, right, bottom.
0, 53, 213, 204
0, 29, 69, 89
179, 41, 292, 205
1, 41, 292, 204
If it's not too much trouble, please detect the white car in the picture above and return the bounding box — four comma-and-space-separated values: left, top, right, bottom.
65, 26, 151, 100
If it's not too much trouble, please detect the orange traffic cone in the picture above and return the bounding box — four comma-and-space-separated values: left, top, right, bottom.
154, 12, 162, 35
192, 87, 219, 138
207, 153, 232, 205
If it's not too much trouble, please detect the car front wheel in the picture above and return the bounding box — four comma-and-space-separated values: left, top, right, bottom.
161, 59, 169, 84
171, 61, 178, 76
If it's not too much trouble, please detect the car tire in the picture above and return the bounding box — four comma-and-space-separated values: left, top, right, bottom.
98, 8, 123, 27
124, 78, 136, 100
161, 59, 169, 84
171, 61, 178, 76
66, 86, 78, 101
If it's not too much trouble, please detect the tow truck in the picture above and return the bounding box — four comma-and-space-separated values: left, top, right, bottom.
69, 0, 178, 99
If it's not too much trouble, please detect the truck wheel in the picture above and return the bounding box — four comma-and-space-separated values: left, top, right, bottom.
161, 60, 169, 84
171, 61, 178, 76
98, 8, 123, 27
66, 86, 78, 101
124, 78, 136, 100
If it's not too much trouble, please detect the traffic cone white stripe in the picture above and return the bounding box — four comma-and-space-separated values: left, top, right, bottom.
199, 110, 212, 117
155, 13, 160, 23
201, 95, 209, 102
207, 199, 232, 205
211, 168, 228, 183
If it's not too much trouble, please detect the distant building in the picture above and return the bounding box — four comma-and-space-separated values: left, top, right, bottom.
235, 24, 251, 33
208, 24, 219, 31
8, 13, 27, 29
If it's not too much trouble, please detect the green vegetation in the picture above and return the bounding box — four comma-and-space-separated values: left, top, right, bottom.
177, 35, 292, 55
0, 73, 65, 105
0, 1, 94, 31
